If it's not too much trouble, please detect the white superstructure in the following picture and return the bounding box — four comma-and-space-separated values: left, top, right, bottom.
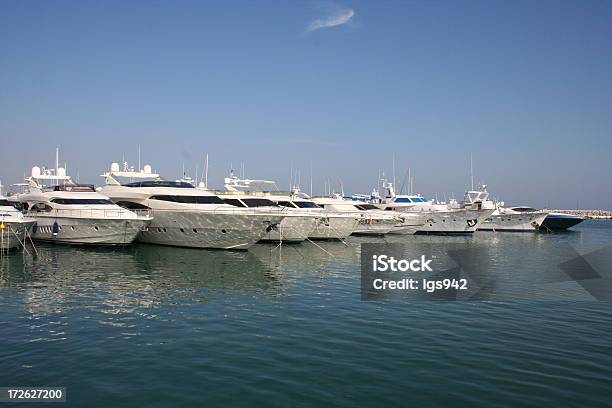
100, 163, 285, 249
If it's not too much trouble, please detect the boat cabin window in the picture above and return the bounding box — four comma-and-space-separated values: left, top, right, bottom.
394, 197, 412, 203
355, 204, 378, 210
53, 184, 95, 192
123, 180, 195, 188
150, 195, 225, 204
242, 198, 276, 207
294, 201, 322, 209
115, 201, 150, 210
512, 207, 537, 212
50, 198, 115, 205
277, 201, 298, 208
223, 198, 246, 207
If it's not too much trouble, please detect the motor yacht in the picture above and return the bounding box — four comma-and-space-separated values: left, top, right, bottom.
209, 190, 319, 243
366, 180, 493, 234
100, 163, 285, 250
11, 164, 151, 245
311, 194, 423, 235
223, 175, 358, 240
461, 186, 548, 231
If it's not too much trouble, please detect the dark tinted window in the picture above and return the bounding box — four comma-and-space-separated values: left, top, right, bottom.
51, 198, 114, 205
53, 184, 95, 192
115, 201, 150, 210
294, 201, 321, 209
150, 195, 225, 204
242, 198, 276, 207
0, 199, 13, 207
223, 198, 246, 207
356, 204, 379, 210
512, 207, 537, 212
123, 180, 195, 188
277, 201, 297, 208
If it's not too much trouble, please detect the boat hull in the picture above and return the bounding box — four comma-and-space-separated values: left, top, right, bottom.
309, 216, 359, 240
0, 220, 36, 250
30, 217, 149, 245
352, 216, 398, 235
414, 209, 493, 235
478, 212, 548, 232
260, 215, 319, 242
539, 213, 586, 231
139, 211, 283, 249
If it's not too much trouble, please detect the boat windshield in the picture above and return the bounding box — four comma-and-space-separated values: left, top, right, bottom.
512, 207, 538, 212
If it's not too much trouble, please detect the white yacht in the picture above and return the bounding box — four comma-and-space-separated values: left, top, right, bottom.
210, 190, 319, 243
13, 166, 151, 245
0, 193, 36, 251
100, 163, 285, 250
366, 180, 494, 234
311, 194, 423, 235
223, 176, 358, 240
461, 186, 548, 231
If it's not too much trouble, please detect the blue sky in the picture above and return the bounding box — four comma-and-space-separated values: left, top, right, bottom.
1, 0, 611, 209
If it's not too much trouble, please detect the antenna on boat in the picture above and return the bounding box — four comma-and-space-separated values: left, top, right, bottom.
204, 154, 209, 188
310, 162, 313, 196
138, 144, 141, 172
392, 155, 396, 192
408, 167, 411, 194
55, 146, 60, 186
470, 152, 474, 191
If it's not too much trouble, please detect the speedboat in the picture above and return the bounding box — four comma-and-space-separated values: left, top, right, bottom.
100, 162, 285, 250
12, 164, 151, 245
460, 186, 548, 232
223, 175, 358, 240
367, 180, 493, 234
311, 194, 423, 235
0, 195, 36, 250
540, 213, 585, 231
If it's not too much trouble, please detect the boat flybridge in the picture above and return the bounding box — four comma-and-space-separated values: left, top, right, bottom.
459, 185, 548, 232
0, 181, 36, 250
311, 194, 423, 235
223, 174, 358, 240
12, 165, 151, 245
367, 179, 494, 234
100, 162, 285, 250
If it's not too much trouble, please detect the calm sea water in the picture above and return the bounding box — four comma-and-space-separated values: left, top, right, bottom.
1, 220, 611, 407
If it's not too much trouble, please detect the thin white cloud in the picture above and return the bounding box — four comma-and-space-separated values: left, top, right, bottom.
308, 8, 354, 32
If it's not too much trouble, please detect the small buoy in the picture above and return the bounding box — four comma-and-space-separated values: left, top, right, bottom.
52, 221, 60, 237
